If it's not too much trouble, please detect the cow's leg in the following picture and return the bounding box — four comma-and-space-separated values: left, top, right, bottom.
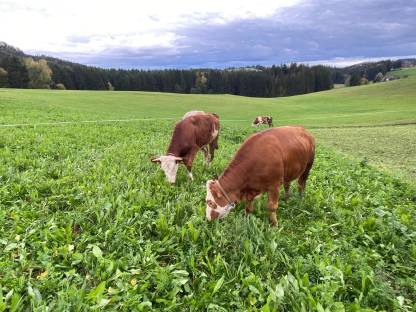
298, 160, 314, 197
284, 182, 290, 202
245, 200, 255, 215
267, 186, 280, 226
208, 137, 218, 163
185, 147, 199, 181
201, 145, 210, 164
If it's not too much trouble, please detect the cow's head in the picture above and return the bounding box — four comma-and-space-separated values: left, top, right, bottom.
151, 155, 183, 183
205, 180, 235, 221
252, 117, 260, 126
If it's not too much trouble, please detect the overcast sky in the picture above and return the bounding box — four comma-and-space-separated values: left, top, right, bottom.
1, 0, 415, 68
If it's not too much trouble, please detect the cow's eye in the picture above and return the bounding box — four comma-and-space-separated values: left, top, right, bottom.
206, 200, 217, 209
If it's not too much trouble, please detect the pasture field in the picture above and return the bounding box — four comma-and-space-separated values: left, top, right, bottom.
1, 76, 416, 310
0, 121, 415, 311
313, 125, 416, 184
1, 70, 415, 128
388, 67, 416, 79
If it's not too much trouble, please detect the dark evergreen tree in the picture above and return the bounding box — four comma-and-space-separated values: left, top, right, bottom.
1, 56, 29, 88
0, 67, 7, 87
349, 72, 361, 86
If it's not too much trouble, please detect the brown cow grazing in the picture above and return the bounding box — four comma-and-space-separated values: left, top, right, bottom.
205, 126, 315, 226
151, 112, 220, 183
181, 111, 218, 162
252, 116, 273, 127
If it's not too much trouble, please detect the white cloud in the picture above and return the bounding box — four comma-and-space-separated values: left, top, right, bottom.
0, 0, 301, 54
304, 55, 416, 68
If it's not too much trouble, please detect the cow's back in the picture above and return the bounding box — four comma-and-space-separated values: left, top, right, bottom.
224, 126, 314, 189
190, 114, 219, 147
168, 114, 219, 155
182, 110, 205, 120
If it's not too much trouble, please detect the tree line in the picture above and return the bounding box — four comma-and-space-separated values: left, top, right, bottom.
330, 59, 407, 86
1, 42, 413, 96
0, 46, 333, 97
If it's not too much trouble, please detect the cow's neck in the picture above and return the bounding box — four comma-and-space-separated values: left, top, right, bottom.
166, 145, 181, 157
218, 170, 244, 203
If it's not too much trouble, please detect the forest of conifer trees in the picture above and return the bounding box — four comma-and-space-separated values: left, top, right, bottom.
0, 42, 411, 97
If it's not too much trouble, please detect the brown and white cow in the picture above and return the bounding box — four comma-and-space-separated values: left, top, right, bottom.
151, 112, 220, 183
181, 111, 217, 162
205, 126, 315, 226
252, 116, 273, 127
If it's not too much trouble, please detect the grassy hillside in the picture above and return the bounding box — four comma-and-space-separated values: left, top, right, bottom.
1, 72, 415, 127
388, 67, 416, 79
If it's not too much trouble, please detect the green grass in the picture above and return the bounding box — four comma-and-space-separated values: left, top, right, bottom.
388, 67, 416, 79
0, 76, 416, 310
1, 122, 415, 311
1, 71, 415, 127
312, 125, 416, 184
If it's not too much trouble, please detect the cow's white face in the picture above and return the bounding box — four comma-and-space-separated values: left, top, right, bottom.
151, 155, 182, 183
205, 180, 233, 221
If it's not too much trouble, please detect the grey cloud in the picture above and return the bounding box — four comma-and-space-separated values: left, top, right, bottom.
38, 0, 416, 68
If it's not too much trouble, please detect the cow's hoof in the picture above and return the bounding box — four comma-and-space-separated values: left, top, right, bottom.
245, 208, 254, 215
269, 219, 278, 227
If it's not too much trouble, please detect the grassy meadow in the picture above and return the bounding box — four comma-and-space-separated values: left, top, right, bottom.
313, 125, 416, 183
0, 74, 416, 310
388, 67, 416, 79
1, 70, 416, 127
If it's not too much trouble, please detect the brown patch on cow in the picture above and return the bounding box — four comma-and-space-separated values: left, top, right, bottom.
206, 199, 217, 209
210, 209, 220, 220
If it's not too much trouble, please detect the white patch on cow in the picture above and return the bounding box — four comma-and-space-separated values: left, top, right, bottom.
205, 180, 215, 220
188, 172, 194, 180
182, 111, 205, 120
211, 128, 219, 140
205, 180, 233, 220
201, 145, 212, 164
156, 155, 181, 183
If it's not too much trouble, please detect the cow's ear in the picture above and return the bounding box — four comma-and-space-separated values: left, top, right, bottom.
151, 156, 161, 163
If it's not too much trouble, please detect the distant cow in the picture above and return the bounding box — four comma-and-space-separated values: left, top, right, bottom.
151, 112, 220, 183
205, 126, 315, 226
252, 116, 273, 127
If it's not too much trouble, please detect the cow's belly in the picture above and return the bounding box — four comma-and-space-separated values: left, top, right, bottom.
244, 164, 283, 192
284, 162, 306, 182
